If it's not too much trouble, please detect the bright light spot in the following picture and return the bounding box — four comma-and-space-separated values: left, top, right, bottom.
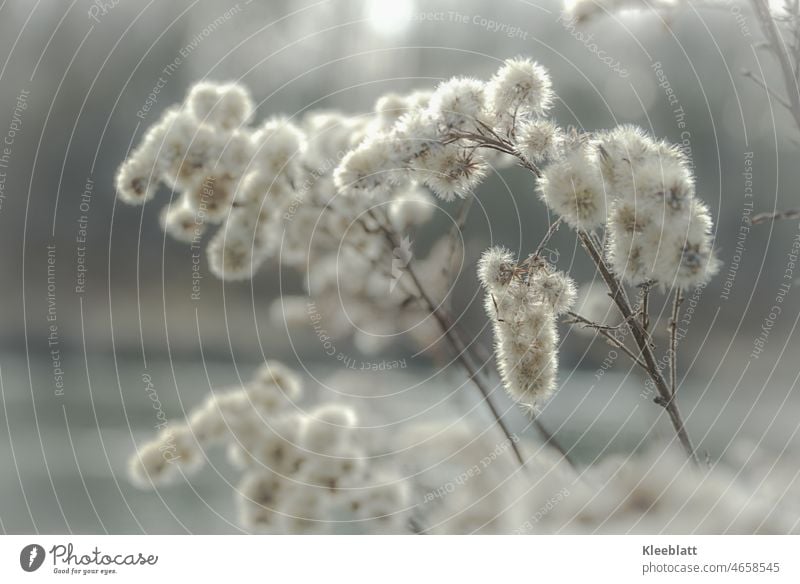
366, 0, 413, 36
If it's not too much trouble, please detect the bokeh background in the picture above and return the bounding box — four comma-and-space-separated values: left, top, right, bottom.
0, 0, 798, 533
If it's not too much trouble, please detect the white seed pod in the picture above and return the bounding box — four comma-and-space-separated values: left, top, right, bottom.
373, 92, 410, 129
279, 485, 335, 534
161, 120, 224, 188
427, 77, 488, 132
158, 424, 205, 473
487, 57, 553, 124
333, 135, 402, 196
414, 146, 488, 202
531, 270, 577, 315
115, 156, 158, 205
187, 81, 254, 130
216, 129, 255, 178
248, 360, 303, 411
299, 403, 358, 454
388, 186, 435, 231
479, 250, 561, 410
515, 119, 562, 163
303, 445, 368, 492
477, 246, 516, 292
187, 401, 227, 446
128, 440, 181, 488
606, 201, 657, 286
393, 109, 443, 162
207, 210, 270, 280
244, 417, 307, 475
182, 175, 236, 223
252, 118, 306, 176
348, 475, 411, 534
160, 201, 205, 243
538, 146, 606, 230
237, 471, 288, 531
657, 199, 720, 290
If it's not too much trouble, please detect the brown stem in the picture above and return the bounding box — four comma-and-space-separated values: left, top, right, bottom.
752, 209, 800, 224
669, 289, 684, 398
751, 0, 800, 125
565, 311, 648, 369
577, 230, 699, 465
452, 315, 577, 470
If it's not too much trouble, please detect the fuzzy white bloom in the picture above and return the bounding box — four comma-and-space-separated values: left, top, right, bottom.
414, 146, 488, 201
531, 269, 577, 315
160, 200, 205, 243
515, 119, 563, 163
427, 77, 488, 132
207, 208, 270, 280
477, 246, 516, 291
333, 135, 401, 197
186, 81, 254, 130
598, 126, 718, 289
128, 361, 411, 534
115, 156, 158, 204
478, 247, 566, 410
348, 474, 412, 534
538, 140, 607, 229
487, 57, 554, 124
251, 118, 306, 176
388, 186, 435, 231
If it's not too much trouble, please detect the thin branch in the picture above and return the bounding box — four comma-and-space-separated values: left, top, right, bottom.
367, 209, 527, 468
638, 281, 652, 332
442, 196, 473, 287
564, 311, 648, 370
742, 68, 793, 110
752, 208, 800, 223
463, 327, 578, 470
751, 0, 800, 125
531, 217, 563, 261
669, 288, 684, 398
532, 417, 577, 469
576, 230, 699, 465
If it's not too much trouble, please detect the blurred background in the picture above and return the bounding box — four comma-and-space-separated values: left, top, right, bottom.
0, 0, 798, 533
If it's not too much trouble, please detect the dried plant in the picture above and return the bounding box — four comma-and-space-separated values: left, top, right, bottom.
118, 57, 721, 532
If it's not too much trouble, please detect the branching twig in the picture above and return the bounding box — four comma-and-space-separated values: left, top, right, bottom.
367, 209, 527, 468
565, 311, 648, 369
464, 327, 578, 470
752, 208, 800, 223
576, 230, 699, 465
